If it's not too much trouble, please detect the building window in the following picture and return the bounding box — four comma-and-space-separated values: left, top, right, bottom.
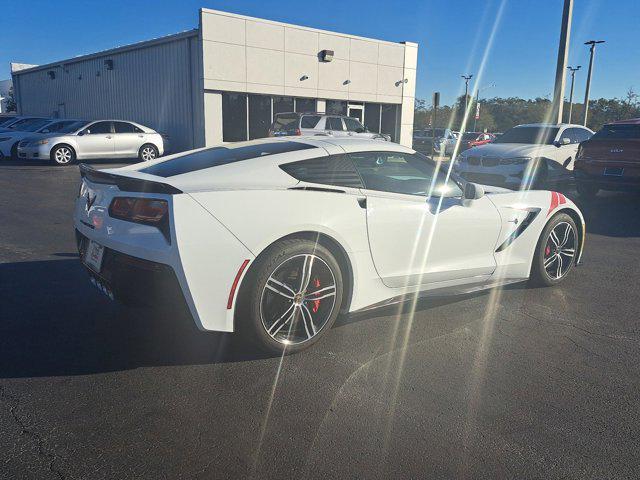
273, 96, 294, 116
222, 93, 248, 142
295, 98, 316, 113
364, 103, 381, 134
326, 100, 347, 115
381, 104, 398, 142
248, 94, 272, 140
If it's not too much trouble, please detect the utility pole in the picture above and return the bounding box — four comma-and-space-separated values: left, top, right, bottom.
566, 66, 581, 123
473, 83, 495, 132
461, 75, 473, 114
551, 0, 573, 124
583, 40, 605, 127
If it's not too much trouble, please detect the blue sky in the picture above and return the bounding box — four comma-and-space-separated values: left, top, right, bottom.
3, 0, 639, 105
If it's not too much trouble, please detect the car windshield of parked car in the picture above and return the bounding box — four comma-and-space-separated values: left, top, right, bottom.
592, 124, 640, 140
0, 117, 17, 127
494, 126, 559, 145
19, 119, 53, 132
43, 121, 88, 134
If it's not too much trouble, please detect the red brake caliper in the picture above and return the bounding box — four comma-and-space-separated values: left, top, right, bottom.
312, 278, 321, 313
545, 244, 551, 257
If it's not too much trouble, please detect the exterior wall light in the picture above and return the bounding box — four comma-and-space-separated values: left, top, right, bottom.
47, 71, 56, 80
300, 75, 309, 81
104, 59, 114, 70
320, 50, 334, 62
343, 80, 351, 85
395, 78, 409, 87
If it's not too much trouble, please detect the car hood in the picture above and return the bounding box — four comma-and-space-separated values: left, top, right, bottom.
461, 143, 556, 158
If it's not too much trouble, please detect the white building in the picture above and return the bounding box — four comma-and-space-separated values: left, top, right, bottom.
11, 8, 417, 152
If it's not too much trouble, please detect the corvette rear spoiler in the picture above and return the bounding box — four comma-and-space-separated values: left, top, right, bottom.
79, 164, 183, 194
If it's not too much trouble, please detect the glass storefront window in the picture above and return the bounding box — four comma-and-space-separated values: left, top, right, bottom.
364, 103, 381, 134
248, 94, 272, 140
273, 96, 294, 115
295, 98, 317, 113
222, 93, 247, 142
326, 100, 347, 115
381, 104, 398, 142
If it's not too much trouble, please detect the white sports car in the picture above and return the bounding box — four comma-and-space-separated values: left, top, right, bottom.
73, 137, 585, 353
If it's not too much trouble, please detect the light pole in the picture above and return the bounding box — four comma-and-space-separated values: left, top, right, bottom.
583, 40, 605, 127
473, 83, 495, 132
461, 75, 473, 113
566, 66, 581, 123
551, 0, 573, 124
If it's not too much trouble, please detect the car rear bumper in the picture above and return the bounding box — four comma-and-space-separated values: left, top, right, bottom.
76, 230, 186, 307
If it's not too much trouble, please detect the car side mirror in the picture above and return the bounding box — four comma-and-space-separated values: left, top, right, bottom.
555, 137, 570, 147
463, 182, 485, 201
78, 130, 86, 136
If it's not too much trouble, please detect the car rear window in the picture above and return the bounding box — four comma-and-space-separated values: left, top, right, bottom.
140, 141, 318, 177
592, 124, 640, 140
300, 115, 321, 129
272, 114, 299, 132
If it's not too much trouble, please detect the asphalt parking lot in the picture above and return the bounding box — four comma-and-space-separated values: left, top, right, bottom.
1, 159, 639, 480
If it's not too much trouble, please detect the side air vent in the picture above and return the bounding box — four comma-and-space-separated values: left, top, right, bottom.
280, 156, 363, 188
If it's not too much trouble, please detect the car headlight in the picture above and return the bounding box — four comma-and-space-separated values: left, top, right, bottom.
500, 156, 531, 165
0, 137, 11, 142
32, 139, 49, 146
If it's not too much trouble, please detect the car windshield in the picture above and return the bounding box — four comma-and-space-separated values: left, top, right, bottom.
494, 126, 559, 144
43, 121, 88, 134
8, 118, 48, 130
592, 124, 640, 140
22, 119, 56, 132
463, 132, 480, 141
0, 117, 17, 127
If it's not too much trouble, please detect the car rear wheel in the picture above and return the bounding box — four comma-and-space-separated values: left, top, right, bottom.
139, 144, 158, 161
529, 213, 578, 287
236, 239, 343, 354
10, 142, 18, 160
576, 181, 599, 200
50, 145, 76, 166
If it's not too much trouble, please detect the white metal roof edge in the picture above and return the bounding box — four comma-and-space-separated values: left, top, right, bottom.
12, 29, 199, 76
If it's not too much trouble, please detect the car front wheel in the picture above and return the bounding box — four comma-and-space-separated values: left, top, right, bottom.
530, 213, 578, 287
139, 144, 158, 161
50, 145, 76, 166
236, 239, 344, 354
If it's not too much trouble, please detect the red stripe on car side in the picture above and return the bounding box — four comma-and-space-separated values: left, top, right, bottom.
227, 259, 250, 310
548, 191, 559, 216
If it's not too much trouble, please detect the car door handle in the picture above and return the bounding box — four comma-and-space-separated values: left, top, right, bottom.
106, 135, 112, 139
138, 135, 144, 138
357, 197, 367, 209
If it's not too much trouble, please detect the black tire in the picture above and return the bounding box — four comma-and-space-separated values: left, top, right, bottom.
576, 181, 599, 200
236, 239, 344, 354
50, 144, 76, 166
138, 144, 158, 162
10, 142, 18, 160
529, 213, 578, 287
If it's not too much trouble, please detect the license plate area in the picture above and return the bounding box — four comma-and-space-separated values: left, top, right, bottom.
83, 240, 105, 273
603, 167, 624, 177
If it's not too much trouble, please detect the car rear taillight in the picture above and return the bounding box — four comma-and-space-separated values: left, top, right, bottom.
295, 128, 302, 136
109, 197, 171, 242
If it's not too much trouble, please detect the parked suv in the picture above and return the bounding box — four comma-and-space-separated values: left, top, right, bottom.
269, 112, 390, 141
574, 118, 640, 199
454, 123, 593, 189
17, 119, 169, 165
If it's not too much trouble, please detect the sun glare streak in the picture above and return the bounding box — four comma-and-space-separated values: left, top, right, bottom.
380, 0, 510, 454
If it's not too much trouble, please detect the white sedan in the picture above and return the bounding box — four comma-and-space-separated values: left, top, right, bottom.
74, 137, 585, 353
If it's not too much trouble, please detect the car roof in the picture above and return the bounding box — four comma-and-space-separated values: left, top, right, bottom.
515, 123, 588, 128
610, 118, 640, 125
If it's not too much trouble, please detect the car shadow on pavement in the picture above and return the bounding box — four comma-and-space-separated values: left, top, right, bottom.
0, 259, 275, 379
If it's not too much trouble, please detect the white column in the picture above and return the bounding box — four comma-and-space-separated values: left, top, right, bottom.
398, 42, 418, 147
203, 91, 223, 146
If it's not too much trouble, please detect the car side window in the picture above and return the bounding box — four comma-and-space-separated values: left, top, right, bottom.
325, 117, 344, 131
280, 155, 363, 188
344, 117, 364, 132
575, 128, 592, 142
86, 122, 112, 134
562, 128, 587, 144
113, 121, 141, 134
348, 151, 462, 197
